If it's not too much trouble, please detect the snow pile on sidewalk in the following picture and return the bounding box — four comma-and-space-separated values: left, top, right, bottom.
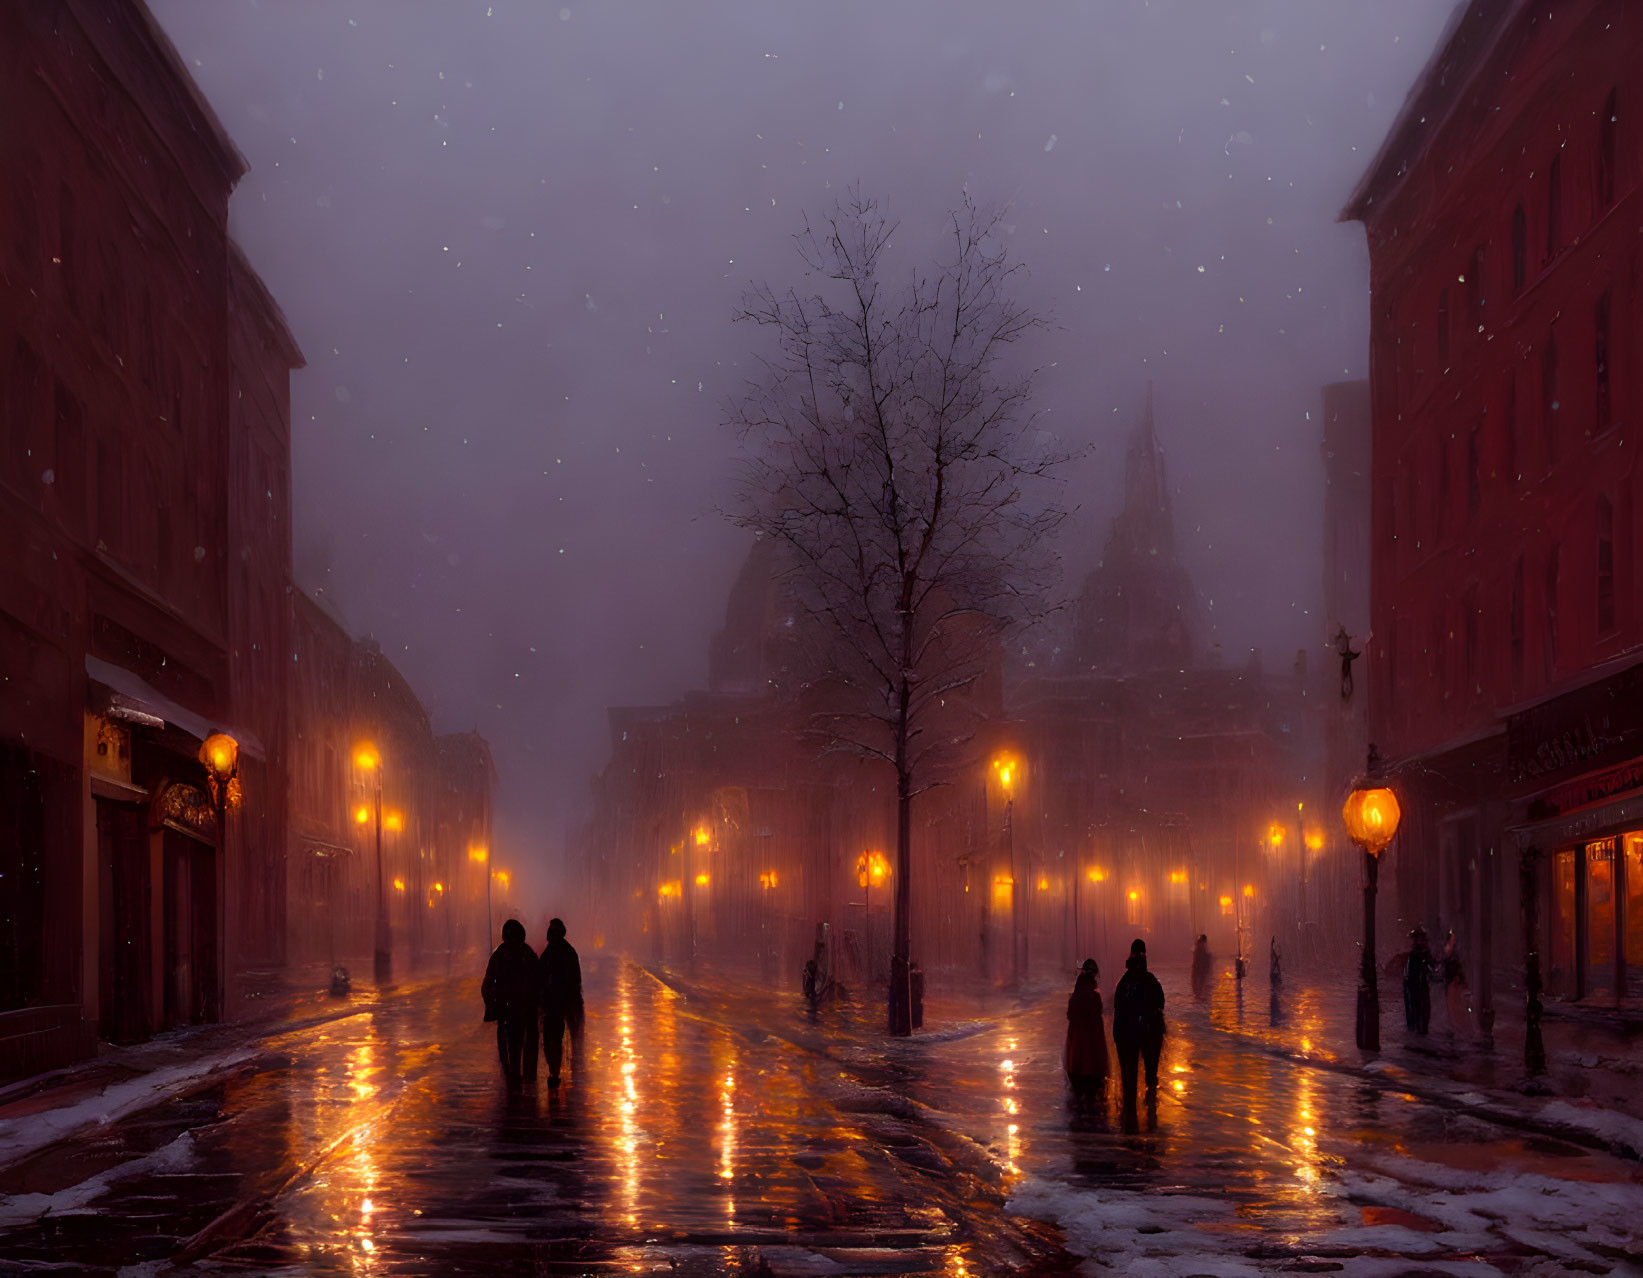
0, 1046, 256, 1173
0, 1129, 197, 1228
1007, 1176, 1257, 1275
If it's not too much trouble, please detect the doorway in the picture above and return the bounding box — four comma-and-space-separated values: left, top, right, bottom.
96, 798, 149, 1043
162, 828, 218, 1026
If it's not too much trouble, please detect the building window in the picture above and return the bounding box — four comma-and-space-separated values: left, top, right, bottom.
1596, 289, 1612, 430
1437, 288, 1451, 363
1547, 155, 1563, 259
1598, 495, 1616, 634
1599, 88, 1618, 209
1542, 332, 1560, 468
1546, 542, 1560, 679
1466, 424, 1481, 518
1511, 204, 1527, 293
1510, 555, 1525, 690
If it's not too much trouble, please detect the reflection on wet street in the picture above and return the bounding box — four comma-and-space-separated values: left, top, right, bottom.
0, 959, 1636, 1274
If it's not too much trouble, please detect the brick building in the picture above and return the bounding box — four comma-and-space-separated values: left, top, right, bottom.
285, 591, 497, 980
0, 1, 300, 1073
1344, 0, 1643, 1017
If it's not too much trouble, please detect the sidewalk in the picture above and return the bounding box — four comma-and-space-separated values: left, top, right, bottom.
0, 966, 405, 1176
1175, 961, 1643, 1162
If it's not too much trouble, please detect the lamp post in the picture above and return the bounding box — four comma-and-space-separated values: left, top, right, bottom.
992, 755, 1020, 987
1343, 776, 1401, 1052
198, 732, 238, 1023
355, 743, 391, 985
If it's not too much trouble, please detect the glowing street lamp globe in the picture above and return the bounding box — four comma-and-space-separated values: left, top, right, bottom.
1342, 786, 1401, 855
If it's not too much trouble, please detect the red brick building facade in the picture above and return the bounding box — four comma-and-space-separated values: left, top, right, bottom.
0, 1, 299, 1073
1345, 0, 1643, 1016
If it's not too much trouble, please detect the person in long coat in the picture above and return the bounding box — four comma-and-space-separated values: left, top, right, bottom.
1190, 935, 1212, 1001
481, 918, 539, 1086
1064, 959, 1108, 1095
1112, 938, 1166, 1105
538, 917, 584, 1086
1403, 926, 1435, 1035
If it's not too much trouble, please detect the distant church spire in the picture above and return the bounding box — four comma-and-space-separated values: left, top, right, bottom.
1071, 384, 1199, 673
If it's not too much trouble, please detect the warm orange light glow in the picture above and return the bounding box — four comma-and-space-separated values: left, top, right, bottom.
493, 869, 511, 892
856, 849, 891, 888
694, 872, 710, 887
392, 877, 405, 892
658, 879, 681, 898
991, 753, 1020, 794
1219, 894, 1234, 914
758, 871, 777, 890
354, 805, 370, 826
468, 846, 488, 863
1087, 867, 1107, 883
431, 881, 444, 893
993, 873, 1015, 886
694, 824, 711, 847
1267, 822, 1286, 847
1037, 876, 1049, 891
1342, 786, 1401, 854
1243, 884, 1256, 897
354, 743, 380, 771
1168, 870, 1187, 885
1127, 890, 1140, 901
384, 811, 404, 833
1304, 830, 1324, 852
199, 732, 239, 780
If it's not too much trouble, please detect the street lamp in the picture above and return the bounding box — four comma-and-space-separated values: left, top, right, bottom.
198, 732, 237, 1021
1343, 777, 1401, 1052
355, 741, 392, 985
857, 850, 889, 979
992, 754, 1021, 986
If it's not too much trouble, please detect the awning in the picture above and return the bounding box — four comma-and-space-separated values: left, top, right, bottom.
85, 655, 266, 762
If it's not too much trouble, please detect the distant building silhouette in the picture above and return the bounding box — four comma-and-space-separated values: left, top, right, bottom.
1073, 386, 1200, 673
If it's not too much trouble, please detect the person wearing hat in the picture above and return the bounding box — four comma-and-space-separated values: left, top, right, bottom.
1064, 958, 1109, 1096
481, 918, 540, 1087
1112, 938, 1167, 1106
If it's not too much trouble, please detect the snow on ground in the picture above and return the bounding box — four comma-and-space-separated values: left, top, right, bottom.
1007, 1175, 1252, 1275
0, 1046, 257, 1173
0, 1129, 197, 1228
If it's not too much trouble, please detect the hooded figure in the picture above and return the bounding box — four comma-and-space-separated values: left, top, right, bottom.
1404, 926, 1435, 1035
1112, 938, 1166, 1104
538, 917, 584, 1086
482, 918, 539, 1086
1190, 935, 1212, 1001
1064, 958, 1109, 1093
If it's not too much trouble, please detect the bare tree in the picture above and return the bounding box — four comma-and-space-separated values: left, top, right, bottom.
729, 188, 1069, 1035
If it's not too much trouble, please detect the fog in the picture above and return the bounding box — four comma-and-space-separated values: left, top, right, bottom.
150, 0, 1456, 890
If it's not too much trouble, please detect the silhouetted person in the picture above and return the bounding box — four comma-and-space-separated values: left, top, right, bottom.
482, 919, 539, 1087
1064, 959, 1108, 1098
539, 917, 584, 1086
1269, 936, 1283, 988
1112, 938, 1166, 1107
1190, 934, 1212, 1001
1404, 926, 1434, 1035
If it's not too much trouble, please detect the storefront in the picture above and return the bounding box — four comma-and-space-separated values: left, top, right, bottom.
1508, 660, 1643, 1004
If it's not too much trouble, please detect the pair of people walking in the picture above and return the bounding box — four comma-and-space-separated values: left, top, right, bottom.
482, 917, 584, 1088
1064, 938, 1167, 1108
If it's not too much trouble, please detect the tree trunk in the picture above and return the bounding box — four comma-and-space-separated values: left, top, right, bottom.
889, 671, 913, 1036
